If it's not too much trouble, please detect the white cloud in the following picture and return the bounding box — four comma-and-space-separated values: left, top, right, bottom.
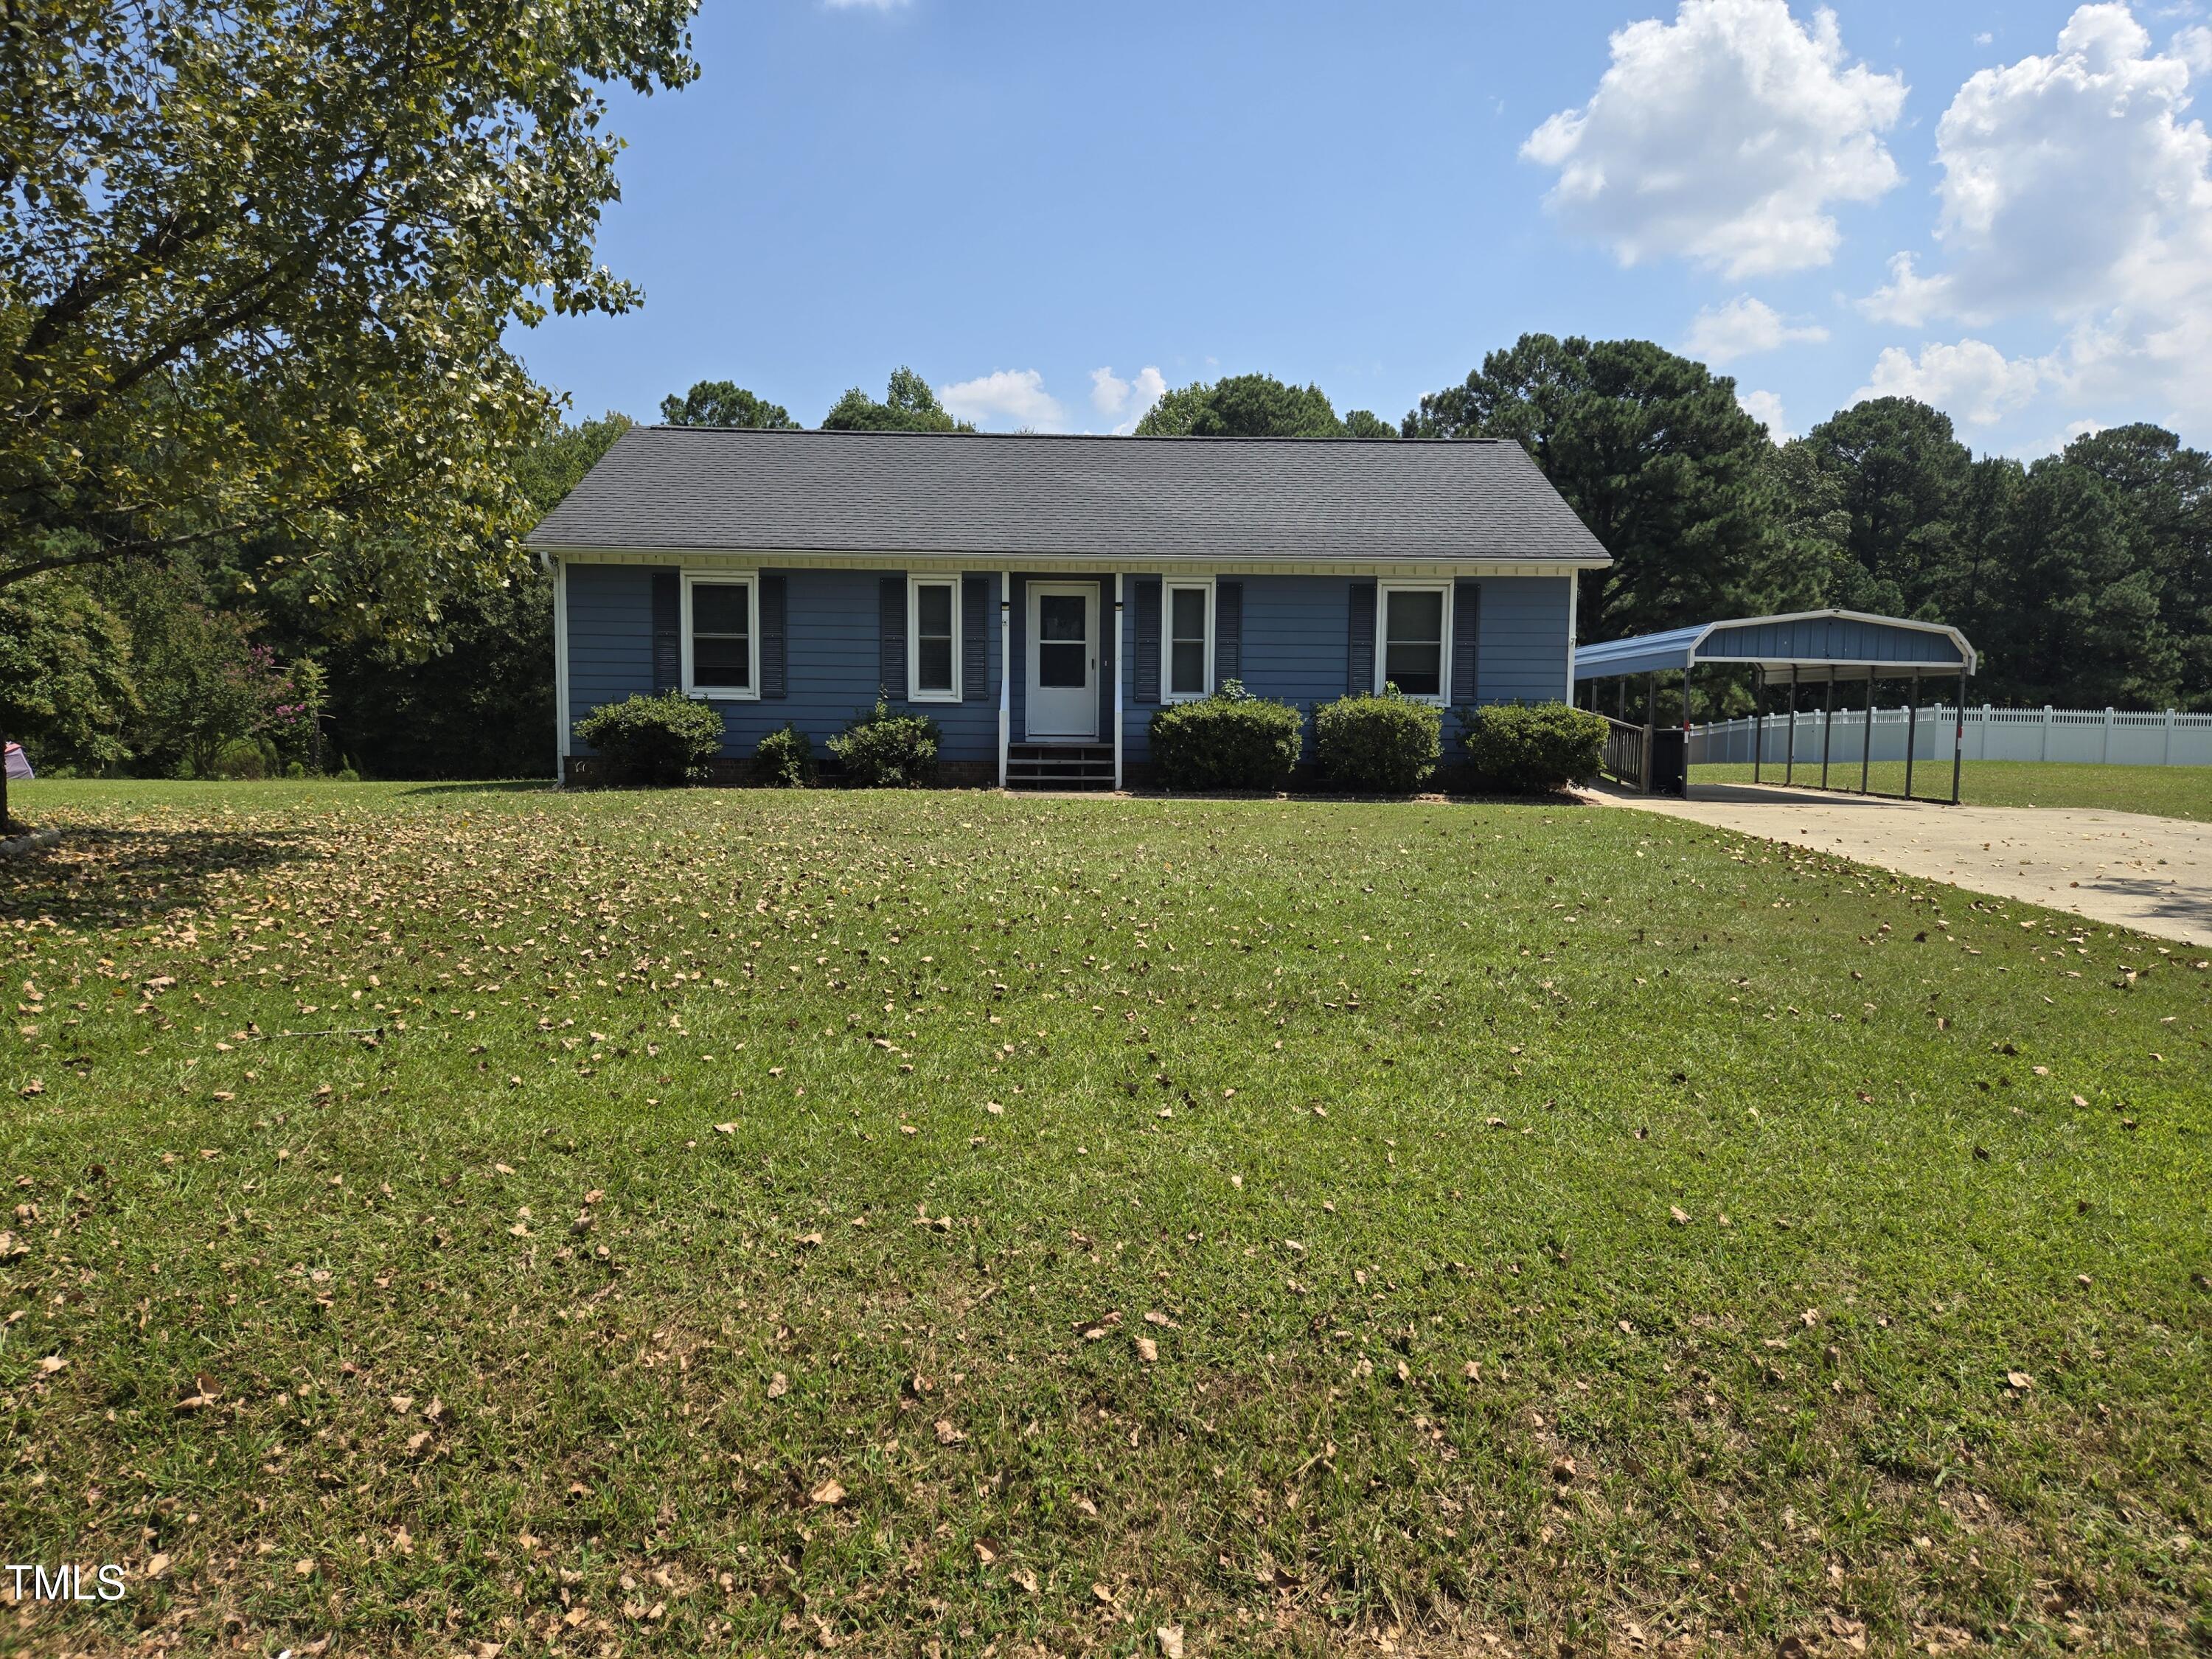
1523, 0, 1907, 277
1859, 251, 1954, 327
1853, 340, 2045, 425
1860, 6, 2212, 434
2174, 24, 2212, 72
1682, 295, 1829, 363
1737, 388, 1795, 440
939, 369, 1068, 431
1088, 364, 1167, 434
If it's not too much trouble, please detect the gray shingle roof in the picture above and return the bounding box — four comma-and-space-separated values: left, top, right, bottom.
526, 428, 1611, 567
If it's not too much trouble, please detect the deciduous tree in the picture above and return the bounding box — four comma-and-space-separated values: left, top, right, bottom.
659, 382, 799, 429
821, 369, 975, 434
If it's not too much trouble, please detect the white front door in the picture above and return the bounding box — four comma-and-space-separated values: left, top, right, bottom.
1026, 582, 1099, 740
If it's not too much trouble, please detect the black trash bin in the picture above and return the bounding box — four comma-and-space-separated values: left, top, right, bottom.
1649, 727, 1687, 796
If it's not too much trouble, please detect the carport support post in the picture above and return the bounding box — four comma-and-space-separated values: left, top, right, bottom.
1820, 675, 1835, 789
1752, 666, 1764, 784
1860, 666, 1874, 794
1951, 669, 1969, 804
1642, 672, 1658, 793
1784, 666, 1799, 785
1905, 668, 1921, 801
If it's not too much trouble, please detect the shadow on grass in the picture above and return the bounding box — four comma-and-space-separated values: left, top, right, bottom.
390, 780, 559, 799
0, 827, 330, 929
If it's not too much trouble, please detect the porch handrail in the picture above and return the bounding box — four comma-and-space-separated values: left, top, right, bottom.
1599, 714, 1651, 792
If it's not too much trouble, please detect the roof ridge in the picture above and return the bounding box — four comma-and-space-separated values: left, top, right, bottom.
641, 425, 1504, 445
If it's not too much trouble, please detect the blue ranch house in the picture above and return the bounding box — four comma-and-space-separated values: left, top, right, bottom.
529, 428, 1612, 787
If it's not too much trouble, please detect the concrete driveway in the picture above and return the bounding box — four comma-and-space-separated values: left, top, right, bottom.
1588, 780, 2212, 946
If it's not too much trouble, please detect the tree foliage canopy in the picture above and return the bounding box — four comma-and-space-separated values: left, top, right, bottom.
820, 368, 975, 434
0, 0, 697, 639
1407, 335, 1773, 641
658, 381, 799, 430
1134, 373, 1394, 439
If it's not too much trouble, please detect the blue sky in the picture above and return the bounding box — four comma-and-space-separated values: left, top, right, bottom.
513, 0, 2212, 456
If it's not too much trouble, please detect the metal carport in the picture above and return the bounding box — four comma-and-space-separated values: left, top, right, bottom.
1573, 609, 1978, 801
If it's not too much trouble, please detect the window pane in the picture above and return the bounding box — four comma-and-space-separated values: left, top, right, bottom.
1039, 594, 1087, 642
1170, 587, 1206, 641
1171, 639, 1206, 695
917, 637, 954, 692
1385, 590, 1443, 646
1038, 641, 1086, 688
695, 638, 751, 687
917, 583, 953, 637
1385, 641, 1441, 696
693, 583, 749, 635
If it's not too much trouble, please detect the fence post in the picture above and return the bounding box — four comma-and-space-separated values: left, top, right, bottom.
2103, 706, 2114, 764
2164, 707, 2175, 766
2041, 706, 2051, 762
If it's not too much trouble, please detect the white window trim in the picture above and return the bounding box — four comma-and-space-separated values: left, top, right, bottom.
906, 574, 962, 703
1375, 580, 1453, 706
1162, 577, 1216, 702
681, 571, 759, 700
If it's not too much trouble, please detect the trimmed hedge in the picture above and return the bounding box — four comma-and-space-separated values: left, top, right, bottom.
1458, 701, 1608, 793
829, 699, 940, 788
1147, 682, 1304, 791
573, 692, 726, 787
1313, 686, 1441, 793
754, 723, 816, 788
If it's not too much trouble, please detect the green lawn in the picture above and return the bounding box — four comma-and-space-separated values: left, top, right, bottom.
4, 779, 2208, 1657
1691, 758, 2212, 821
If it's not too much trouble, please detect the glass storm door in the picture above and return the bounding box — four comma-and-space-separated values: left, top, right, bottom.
1025, 582, 1098, 740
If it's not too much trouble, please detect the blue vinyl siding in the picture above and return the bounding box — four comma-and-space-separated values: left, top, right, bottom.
1119, 574, 1576, 762
565, 564, 1003, 759
1475, 577, 1574, 704
568, 563, 1576, 765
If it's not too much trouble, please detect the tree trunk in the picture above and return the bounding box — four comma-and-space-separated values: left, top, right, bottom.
1, 735, 14, 834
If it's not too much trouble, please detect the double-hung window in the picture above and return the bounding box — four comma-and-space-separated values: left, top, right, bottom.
908, 576, 960, 702
1165, 580, 1214, 700
1377, 581, 1450, 703
684, 574, 757, 698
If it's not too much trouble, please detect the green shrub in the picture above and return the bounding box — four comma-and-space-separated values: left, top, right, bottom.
1147, 683, 1304, 791
1457, 701, 1608, 793
828, 700, 939, 787
211, 736, 277, 780
1313, 686, 1441, 792
334, 766, 361, 783
573, 692, 726, 787
754, 723, 816, 788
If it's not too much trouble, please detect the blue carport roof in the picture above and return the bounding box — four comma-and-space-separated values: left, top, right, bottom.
1574, 609, 1975, 684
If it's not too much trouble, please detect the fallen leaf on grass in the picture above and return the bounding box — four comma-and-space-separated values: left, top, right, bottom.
2006, 1371, 2034, 1391
36, 1354, 65, 1374
767, 1372, 790, 1399
934, 1419, 967, 1445
1157, 1626, 1186, 1658
1135, 1337, 1158, 1363
808, 1478, 846, 1506
145, 1553, 170, 1579
1669, 1206, 1691, 1226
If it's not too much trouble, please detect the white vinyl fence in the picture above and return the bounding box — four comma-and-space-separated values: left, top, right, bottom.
1688, 705, 2212, 770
